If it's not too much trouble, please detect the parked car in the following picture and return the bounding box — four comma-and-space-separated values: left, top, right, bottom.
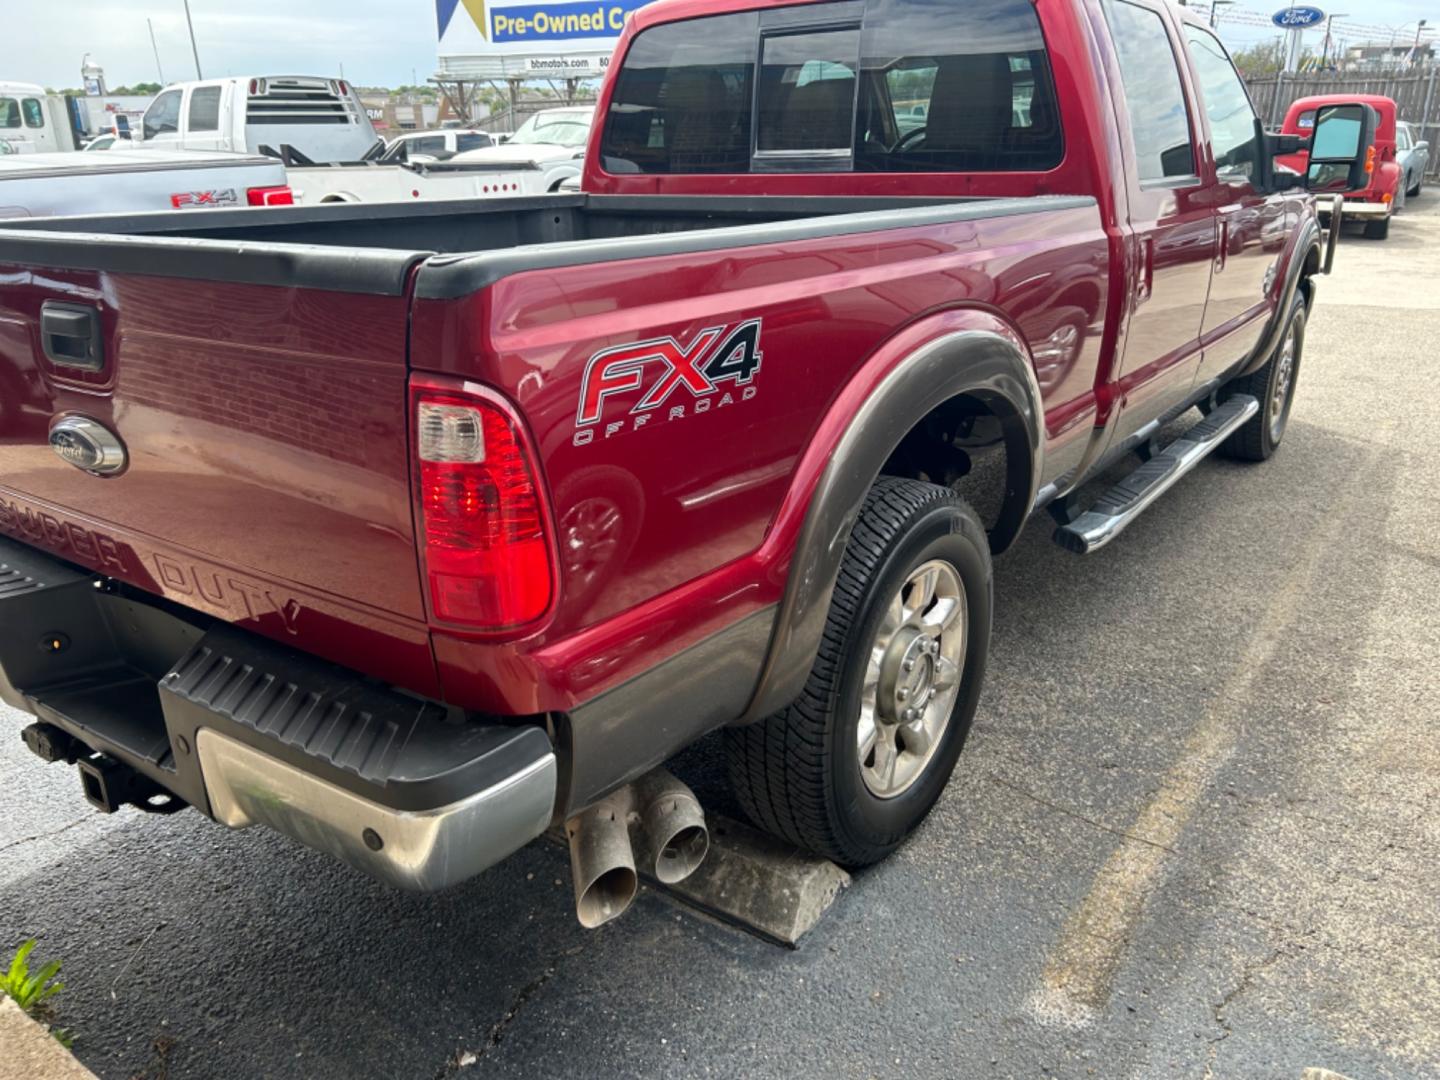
1278, 93, 1403, 238
450, 106, 592, 191
382, 128, 496, 163
136, 75, 379, 164
1397, 120, 1429, 197
0, 148, 292, 218
0, 0, 1373, 928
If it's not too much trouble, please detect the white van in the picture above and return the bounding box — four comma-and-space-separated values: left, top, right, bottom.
139, 76, 378, 163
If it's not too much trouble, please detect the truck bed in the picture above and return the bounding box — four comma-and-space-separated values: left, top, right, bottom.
0, 192, 1101, 723
0, 192, 1078, 292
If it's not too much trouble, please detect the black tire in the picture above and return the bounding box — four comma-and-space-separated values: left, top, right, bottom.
1363, 215, 1390, 240
725, 476, 992, 867
1218, 291, 1305, 462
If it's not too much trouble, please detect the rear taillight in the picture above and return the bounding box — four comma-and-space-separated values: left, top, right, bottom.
246, 185, 294, 206
1365, 144, 1376, 174
412, 380, 554, 631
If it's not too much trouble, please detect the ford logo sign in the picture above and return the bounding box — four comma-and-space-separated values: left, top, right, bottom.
1273, 6, 1325, 28
48, 416, 128, 477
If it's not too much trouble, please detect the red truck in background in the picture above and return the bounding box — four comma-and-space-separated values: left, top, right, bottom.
1278, 93, 1404, 239
0, 0, 1376, 927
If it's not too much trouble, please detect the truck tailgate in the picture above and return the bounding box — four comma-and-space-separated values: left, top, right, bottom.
0, 241, 438, 694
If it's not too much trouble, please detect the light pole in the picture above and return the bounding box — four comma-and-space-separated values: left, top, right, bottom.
1209, 0, 1235, 29
147, 18, 165, 84
183, 0, 202, 79
1412, 20, 1429, 66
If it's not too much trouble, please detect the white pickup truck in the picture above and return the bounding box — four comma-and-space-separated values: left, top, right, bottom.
137, 76, 378, 163
0, 148, 292, 219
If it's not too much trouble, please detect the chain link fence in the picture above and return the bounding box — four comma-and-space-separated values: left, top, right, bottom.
1245, 67, 1440, 177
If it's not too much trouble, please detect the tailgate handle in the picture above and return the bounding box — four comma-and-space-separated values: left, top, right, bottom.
40, 302, 104, 372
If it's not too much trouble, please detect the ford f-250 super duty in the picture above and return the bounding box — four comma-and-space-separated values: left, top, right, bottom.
0, 0, 1375, 927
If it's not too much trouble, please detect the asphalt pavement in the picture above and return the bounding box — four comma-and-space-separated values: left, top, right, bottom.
3, 197, 1439, 1080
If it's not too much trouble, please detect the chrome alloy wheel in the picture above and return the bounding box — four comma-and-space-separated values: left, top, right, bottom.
857, 559, 967, 799
1269, 318, 1298, 442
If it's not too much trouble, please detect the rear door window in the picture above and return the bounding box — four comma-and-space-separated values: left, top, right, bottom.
187, 86, 223, 132
1102, 0, 1195, 182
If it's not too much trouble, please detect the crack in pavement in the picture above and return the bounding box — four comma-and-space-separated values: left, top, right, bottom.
988, 773, 1179, 854
1203, 946, 1290, 1079
437, 939, 593, 1076
0, 816, 91, 854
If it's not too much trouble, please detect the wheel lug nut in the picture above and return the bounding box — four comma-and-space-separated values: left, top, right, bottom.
903, 658, 915, 672
897, 688, 909, 701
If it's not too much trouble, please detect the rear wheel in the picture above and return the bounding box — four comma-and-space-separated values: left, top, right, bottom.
1219, 291, 1305, 462
726, 476, 992, 867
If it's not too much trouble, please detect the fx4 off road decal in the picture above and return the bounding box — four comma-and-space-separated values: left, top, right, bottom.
573, 319, 762, 445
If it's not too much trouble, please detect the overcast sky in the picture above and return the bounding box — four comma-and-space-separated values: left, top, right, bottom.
7, 0, 1437, 90
10, 0, 440, 89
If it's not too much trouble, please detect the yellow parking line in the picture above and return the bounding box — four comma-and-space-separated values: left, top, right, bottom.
1030, 453, 1372, 1026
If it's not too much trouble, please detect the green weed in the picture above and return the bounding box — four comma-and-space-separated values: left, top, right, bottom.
3, 939, 70, 1045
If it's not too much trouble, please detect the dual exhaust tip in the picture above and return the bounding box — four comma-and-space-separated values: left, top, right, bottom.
565, 768, 709, 928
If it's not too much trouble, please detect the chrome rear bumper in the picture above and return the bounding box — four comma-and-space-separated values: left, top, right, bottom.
1323, 199, 1389, 220
198, 728, 555, 891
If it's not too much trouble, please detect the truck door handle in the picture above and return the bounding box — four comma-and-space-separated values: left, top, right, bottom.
1215, 218, 1230, 272
40, 302, 104, 372
1136, 236, 1154, 303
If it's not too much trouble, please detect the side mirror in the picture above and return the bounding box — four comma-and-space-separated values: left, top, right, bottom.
1305, 102, 1380, 193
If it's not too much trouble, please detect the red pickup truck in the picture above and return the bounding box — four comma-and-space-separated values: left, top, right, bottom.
1278, 93, 1403, 239
0, 0, 1373, 926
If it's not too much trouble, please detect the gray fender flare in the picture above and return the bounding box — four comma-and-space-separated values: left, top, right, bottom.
1238, 214, 1322, 379
740, 328, 1044, 723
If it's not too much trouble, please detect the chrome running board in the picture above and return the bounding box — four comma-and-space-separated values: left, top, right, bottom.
1053, 394, 1259, 554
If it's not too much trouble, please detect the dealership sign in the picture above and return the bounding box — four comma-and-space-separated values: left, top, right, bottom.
1272, 6, 1325, 28
436, 0, 653, 67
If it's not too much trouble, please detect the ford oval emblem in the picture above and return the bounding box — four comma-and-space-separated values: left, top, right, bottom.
49, 416, 128, 477
1273, 6, 1325, 28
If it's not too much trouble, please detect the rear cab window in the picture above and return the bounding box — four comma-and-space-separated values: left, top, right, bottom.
599, 0, 1063, 177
